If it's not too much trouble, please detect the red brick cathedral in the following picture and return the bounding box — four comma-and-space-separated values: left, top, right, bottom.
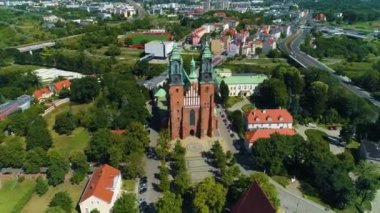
168, 43, 218, 139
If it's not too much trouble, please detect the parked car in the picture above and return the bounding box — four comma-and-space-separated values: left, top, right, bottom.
139, 187, 147, 194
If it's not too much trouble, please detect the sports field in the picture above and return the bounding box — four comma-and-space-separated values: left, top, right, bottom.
130, 33, 170, 44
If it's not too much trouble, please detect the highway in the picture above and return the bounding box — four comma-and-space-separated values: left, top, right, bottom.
279, 30, 380, 108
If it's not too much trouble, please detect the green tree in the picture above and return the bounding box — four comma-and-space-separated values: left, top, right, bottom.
122, 152, 145, 178
156, 129, 171, 161
24, 148, 47, 173
340, 124, 355, 142
193, 177, 227, 213
45, 207, 66, 213
219, 80, 229, 104
112, 193, 137, 213
155, 192, 183, 213
105, 45, 121, 56
35, 176, 49, 196
70, 77, 100, 103
54, 112, 77, 135
86, 129, 113, 163
253, 79, 289, 108
125, 122, 150, 153
49, 191, 73, 213
0, 137, 26, 168
47, 151, 69, 186
230, 110, 243, 134
173, 169, 191, 195
26, 117, 52, 150
355, 162, 380, 204
158, 161, 170, 192
90, 209, 100, 213
69, 151, 89, 184
305, 81, 329, 116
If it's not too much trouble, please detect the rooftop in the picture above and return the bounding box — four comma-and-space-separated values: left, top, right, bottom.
216, 74, 267, 85
246, 109, 293, 124
245, 128, 296, 144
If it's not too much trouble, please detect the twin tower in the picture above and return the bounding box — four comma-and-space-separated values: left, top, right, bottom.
168, 43, 218, 139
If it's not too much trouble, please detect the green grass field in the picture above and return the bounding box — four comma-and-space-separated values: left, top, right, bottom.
222, 57, 290, 74
22, 179, 86, 213
0, 64, 42, 74
331, 61, 375, 80
341, 20, 380, 30
130, 34, 169, 45
225, 96, 244, 108
0, 178, 35, 213
122, 179, 136, 192
45, 102, 92, 159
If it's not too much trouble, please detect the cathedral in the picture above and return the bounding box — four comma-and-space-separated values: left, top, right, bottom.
168, 43, 218, 139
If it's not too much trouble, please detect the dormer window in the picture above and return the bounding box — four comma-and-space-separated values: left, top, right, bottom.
255, 117, 260, 121
266, 116, 272, 121
278, 116, 283, 121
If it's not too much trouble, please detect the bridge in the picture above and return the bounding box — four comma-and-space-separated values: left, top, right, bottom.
16, 42, 56, 53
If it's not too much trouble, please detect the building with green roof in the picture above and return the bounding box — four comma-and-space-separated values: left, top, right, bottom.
214, 68, 267, 97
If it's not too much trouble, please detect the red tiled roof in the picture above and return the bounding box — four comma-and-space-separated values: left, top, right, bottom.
53, 79, 71, 92
33, 87, 52, 100
246, 109, 293, 124
80, 164, 120, 204
110, 129, 127, 135
245, 128, 296, 144
232, 181, 276, 213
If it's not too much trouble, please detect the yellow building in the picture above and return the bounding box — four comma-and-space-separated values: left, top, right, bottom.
211, 39, 225, 55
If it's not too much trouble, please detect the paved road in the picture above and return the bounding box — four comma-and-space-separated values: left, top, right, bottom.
280, 30, 380, 108
228, 96, 250, 112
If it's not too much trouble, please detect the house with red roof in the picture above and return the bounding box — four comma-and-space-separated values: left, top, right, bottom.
232, 181, 276, 213
33, 87, 53, 102
33, 79, 71, 102
79, 164, 122, 213
245, 109, 293, 130
53, 79, 71, 92
245, 129, 296, 149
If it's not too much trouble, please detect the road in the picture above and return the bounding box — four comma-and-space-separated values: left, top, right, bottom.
279, 30, 380, 108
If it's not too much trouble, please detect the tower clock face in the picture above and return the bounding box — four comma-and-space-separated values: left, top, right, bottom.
204, 73, 210, 82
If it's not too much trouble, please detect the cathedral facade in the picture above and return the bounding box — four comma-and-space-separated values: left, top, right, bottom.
168, 43, 218, 139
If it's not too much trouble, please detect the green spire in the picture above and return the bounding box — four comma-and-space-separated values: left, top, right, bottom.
171, 43, 181, 60
189, 57, 198, 82
202, 42, 212, 59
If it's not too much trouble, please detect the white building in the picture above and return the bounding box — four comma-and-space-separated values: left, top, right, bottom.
79, 164, 122, 213
144, 41, 174, 59
245, 109, 293, 130
33, 68, 84, 83
214, 68, 268, 97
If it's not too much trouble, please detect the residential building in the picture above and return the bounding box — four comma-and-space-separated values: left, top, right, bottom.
168, 43, 218, 139
79, 164, 122, 213
232, 181, 276, 213
33, 79, 71, 102
262, 38, 276, 54
245, 128, 296, 149
210, 39, 225, 55
245, 109, 293, 130
214, 69, 267, 97
191, 27, 207, 45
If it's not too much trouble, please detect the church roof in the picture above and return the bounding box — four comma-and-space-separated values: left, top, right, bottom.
202, 42, 212, 59
171, 43, 181, 60
154, 88, 167, 98
189, 58, 198, 81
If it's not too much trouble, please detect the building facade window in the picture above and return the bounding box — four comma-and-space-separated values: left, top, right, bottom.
190, 109, 195, 126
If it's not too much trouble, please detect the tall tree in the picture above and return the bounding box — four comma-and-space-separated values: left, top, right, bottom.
340, 124, 355, 142
158, 161, 170, 192
70, 77, 100, 103
26, 117, 52, 150
253, 79, 289, 108
35, 176, 49, 196
69, 151, 89, 184
305, 81, 329, 116
86, 129, 113, 163
24, 148, 47, 174
112, 193, 137, 213
47, 151, 69, 186
193, 177, 227, 213
54, 112, 77, 135
155, 192, 183, 213
49, 191, 73, 213
156, 129, 171, 161
219, 80, 229, 104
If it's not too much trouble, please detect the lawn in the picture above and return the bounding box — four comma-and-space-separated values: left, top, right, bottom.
331, 60, 375, 80
130, 34, 169, 45
22, 179, 87, 213
44, 102, 92, 159
122, 179, 136, 192
341, 20, 380, 30
271, 176, 289, 187
222, 57, 290, 74
225, 96, 244, 108
0, 178, 35, 213
242, 103, 255, 113
0, 64, 42, 74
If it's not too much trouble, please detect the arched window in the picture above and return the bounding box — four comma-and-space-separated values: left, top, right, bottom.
190, 109, 195, 126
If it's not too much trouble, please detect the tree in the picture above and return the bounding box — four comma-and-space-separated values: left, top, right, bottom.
49, 191, 73, 213
219, 80, 229, 104
90, 209, 100, 213
70, 77, 100, 103
86, 129, 113, 163
26, 117, 52, 150
193, 177, 227, 213
230, 110, 243, 134
305, 81, 329, 116
122, 152, 145, 178
35, 176, 49, 196
253, 79, 289, 108
0, 137, 26, 168
69, 151, 89, 184
340, 124, 355, 142
112, 193, 137, 213
54, 112, 77, 135
173, 169, 191, 195
158, 161, 170, 192
45, 207, 66, 213
47, 151, 69, 186
155, 192, 183, 213
156, 129, 171, 161
171, 140, 186, 162
105, 45, 121, 56
24, 148, 47, 173
355, 162, 380, 204
133, 60, 149, 76
125, 122, 150, 153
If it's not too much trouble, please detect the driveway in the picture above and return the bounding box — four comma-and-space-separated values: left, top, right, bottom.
228, 96, 251, 112
295, 125, 344, 155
